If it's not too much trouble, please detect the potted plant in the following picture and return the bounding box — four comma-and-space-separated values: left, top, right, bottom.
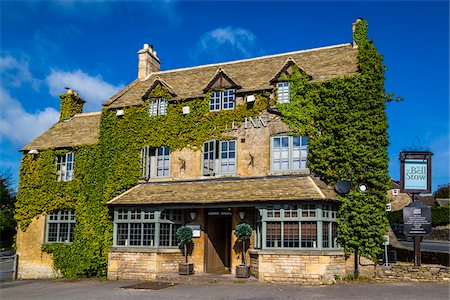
234, 223, 252, 278
176, 225, 194, 275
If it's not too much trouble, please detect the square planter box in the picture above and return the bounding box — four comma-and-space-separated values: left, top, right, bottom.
235, 265, 250, 278
179, 263, 194, 275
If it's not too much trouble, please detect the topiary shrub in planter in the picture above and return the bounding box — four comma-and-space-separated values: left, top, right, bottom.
234, 223, 252, 278
176, 226, 194, 275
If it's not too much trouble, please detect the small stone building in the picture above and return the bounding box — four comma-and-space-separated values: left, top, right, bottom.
16, 20, 385, 284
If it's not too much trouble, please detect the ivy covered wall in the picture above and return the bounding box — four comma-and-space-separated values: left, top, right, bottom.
278, 19, 390, 259
15, 19, 391, 276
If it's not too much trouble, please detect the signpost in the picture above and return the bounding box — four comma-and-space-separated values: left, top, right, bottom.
399, 150, 433, 266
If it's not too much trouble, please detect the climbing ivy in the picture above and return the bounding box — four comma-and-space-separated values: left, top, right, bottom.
278, 19, 390, 260
15, 91, 267, 277
59, 94, 84, 122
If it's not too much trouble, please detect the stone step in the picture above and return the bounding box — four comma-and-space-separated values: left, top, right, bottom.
155, 273, 258, 284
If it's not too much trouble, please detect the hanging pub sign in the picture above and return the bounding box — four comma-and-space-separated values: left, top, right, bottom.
399, 151, 433, 193
403, 200, 432, 236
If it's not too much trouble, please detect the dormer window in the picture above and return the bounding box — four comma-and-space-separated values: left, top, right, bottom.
56, 152, 74, 182
149, 98, 167, 116
277, 82, 290, 103
210, 89, 235, 111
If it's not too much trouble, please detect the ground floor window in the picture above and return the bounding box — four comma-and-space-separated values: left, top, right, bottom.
256, 203, 338, 250
45, 210, 75, 243
113, 207, 184, 247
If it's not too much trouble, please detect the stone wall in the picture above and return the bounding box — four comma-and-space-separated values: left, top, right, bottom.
16, 216, 56, 279
375, 263, 450, 282
249, 250, 346, 284
108, 248, 185, 280
428, 227, 450, 241
249, 252, 259, 278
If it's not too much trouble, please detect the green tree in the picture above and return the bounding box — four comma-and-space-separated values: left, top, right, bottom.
434, 183, 449, 198
0, 170, 16, 231
0, 170, 16, 248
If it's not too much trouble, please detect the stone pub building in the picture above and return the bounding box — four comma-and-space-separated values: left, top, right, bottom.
15, 19, 388, 284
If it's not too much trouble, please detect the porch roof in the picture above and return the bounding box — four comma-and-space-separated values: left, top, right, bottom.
107, 175, 338, 206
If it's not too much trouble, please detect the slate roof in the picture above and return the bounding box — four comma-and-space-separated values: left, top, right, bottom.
103, 43, 358, 109
107, 175, 338, 205
21, 112, 101, 151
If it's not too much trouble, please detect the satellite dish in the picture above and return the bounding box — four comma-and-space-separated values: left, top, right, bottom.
335, 180, 352, 194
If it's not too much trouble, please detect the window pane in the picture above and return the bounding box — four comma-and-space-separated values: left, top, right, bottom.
220, 140, 236, 174
159, 223, 170, 246
332, 223, 338, 248
266, 222, 281, 248
47, 223, 58, 242
301, 222, 317, 248
283, 222, 299, 248
117, 224, 128, 246
130, 223, 142, 246
323, 221, 330, 248
143, 223, 155, 246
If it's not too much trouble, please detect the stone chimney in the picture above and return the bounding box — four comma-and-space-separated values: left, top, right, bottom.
59, 88, 86, 122
137, 43, 160, 80
352, 18, 364, 48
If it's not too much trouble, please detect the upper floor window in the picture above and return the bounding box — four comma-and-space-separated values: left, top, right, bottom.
141, 146, 170, 180
271, 135, 308, 172
149, 98, 167, 116
46, 210, 75, 243
277, 82, 290, 103
56, 152, 74, 182
210, 89, 235, 111
203, 140, 236, 176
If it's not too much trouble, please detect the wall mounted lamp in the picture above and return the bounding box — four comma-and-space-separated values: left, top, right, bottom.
239, 211, 245, 220
190, 211, 197, 221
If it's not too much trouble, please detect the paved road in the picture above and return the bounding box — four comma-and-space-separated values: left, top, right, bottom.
401, 240, 450, 253
0, 280, 448, 300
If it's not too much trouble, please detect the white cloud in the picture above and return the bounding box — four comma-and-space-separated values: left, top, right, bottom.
0, 55, 41, 90
0, 86, 59, 147
46, 69, 125, 112
190, 26, 260, 63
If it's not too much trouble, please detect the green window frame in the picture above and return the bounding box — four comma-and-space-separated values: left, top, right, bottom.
113, 208, 184, 248
255, 203, 338, 250
45, 210, 76, 243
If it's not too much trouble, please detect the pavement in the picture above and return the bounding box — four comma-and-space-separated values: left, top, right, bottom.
0, 279, 449, 300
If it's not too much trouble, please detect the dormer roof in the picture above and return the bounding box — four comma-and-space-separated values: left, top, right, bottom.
203, 67, 242, 93
141, 76, 177, 99
103, 43, 358, 109
269, 58, 311, 84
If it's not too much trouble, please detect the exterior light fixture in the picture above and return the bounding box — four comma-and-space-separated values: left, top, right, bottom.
28, 149, 39, 155
190, 211, 197, 221
239, 211, 245, 220
359, 184, 367, 193
116, 109, 125, 117
182, 106, 190, 114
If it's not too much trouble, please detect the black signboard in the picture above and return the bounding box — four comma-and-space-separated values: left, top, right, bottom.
403, 201, 432, 236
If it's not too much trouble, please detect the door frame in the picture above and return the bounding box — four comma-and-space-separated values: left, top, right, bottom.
204, 209, 232, 274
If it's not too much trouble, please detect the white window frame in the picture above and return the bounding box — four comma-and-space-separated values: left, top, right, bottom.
202, 140, 236, 176
56, 152, 74, 182
141, 146, 171, 180
209, 89, 235, 111
276, 82, 290, 103
271, 135, 308, 173
45, 210, 76, 243
149, 98, 168, 116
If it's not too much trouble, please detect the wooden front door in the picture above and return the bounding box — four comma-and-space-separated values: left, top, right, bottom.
205, 212, 231, 274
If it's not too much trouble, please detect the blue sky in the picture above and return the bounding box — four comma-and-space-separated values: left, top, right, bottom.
1, 1, 449, 192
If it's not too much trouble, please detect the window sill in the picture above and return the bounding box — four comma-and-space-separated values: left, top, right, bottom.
108, 247, 180, 253
268, 169, 310, 176
249, 248, 343, 256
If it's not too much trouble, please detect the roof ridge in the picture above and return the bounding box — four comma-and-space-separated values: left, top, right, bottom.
141, 43, 352, 80
73, 112, 102, 117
